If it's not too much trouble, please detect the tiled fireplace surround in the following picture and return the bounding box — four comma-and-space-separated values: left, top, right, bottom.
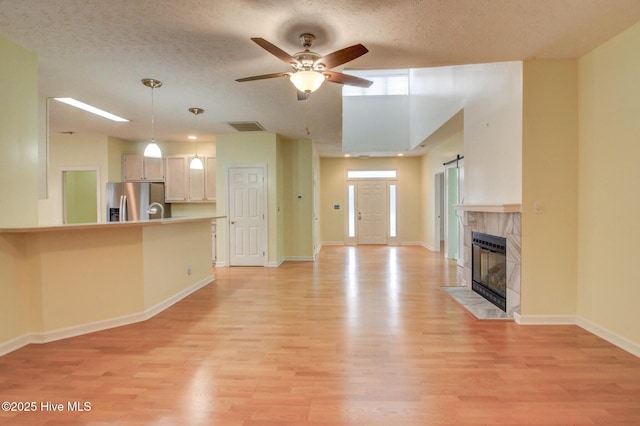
456, 205, 521, 317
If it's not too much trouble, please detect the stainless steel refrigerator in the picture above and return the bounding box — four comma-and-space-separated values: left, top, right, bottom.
106, 182, 171, 222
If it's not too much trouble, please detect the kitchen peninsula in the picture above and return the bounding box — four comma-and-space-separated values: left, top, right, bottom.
0, 216, 225, 356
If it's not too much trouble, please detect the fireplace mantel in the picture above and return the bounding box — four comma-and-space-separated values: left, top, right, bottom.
454, 204, 521, 213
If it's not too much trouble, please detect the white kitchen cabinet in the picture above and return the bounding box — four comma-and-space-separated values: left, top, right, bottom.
188, 157, 205, 201
122, 154, 164, 181
188, 156, 216, 202
164, 155, 188, 201
164, 155, 216, 203
204, 157, 216, 201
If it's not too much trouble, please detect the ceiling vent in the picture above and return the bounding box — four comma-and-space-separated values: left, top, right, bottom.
227, 121, 265, 132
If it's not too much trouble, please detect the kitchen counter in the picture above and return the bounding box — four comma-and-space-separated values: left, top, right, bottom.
0, 216, 223, 356
0, 215, 227, 233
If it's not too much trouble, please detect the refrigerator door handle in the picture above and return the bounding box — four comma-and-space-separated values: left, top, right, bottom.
120, 195, 127, 222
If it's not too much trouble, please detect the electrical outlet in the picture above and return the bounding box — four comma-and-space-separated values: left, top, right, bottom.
187, 265, 192, 275
534, 202, 543, 214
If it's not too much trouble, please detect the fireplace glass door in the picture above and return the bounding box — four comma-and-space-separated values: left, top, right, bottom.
471, 232, 507, 311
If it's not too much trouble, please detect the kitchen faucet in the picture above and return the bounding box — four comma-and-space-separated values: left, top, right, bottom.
146, 202, 165, 219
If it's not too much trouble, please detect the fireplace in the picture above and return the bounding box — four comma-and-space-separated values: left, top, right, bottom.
472, 232, 507, 311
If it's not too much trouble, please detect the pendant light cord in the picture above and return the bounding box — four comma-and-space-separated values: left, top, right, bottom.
151, 86, 155, 141
194, 112, 199, 155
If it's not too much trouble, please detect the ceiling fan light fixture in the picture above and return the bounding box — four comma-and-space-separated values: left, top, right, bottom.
290, 70, 324, 93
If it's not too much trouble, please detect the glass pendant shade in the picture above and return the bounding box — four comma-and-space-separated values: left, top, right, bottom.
144, 140, 162, 158
290, 70, 324, 93
190, 155, 204, 170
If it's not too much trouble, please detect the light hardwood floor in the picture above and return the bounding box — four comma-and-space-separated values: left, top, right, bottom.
1, 245, 639, 425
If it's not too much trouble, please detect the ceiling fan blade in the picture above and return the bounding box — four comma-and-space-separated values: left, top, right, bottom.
315, 44, 368, 70
323, 71, 373, 88
251, 37, 300, 67
236, 72, 291, 82
297, 90, 310, 101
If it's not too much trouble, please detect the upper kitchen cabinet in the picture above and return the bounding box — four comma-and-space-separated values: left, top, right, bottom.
205, 157, 216, 201
165, 155, 188, 202
187, 156, 217, 202
123, 154, 164, 181
164, 155, 216, 203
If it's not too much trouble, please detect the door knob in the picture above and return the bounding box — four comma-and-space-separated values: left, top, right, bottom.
230, 221, 237, 225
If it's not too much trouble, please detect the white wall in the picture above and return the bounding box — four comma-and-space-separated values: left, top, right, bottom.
343, 95, 411, 153
343, 62, 523, 205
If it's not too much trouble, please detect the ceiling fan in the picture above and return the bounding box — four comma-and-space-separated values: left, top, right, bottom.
236, 33, 373, 100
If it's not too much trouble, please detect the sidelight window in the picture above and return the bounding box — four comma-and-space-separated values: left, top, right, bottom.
348, 184, 355, 237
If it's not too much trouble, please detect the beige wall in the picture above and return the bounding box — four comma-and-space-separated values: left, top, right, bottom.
40, 134, 110, 224
0, 37, 39, 227
521, 60, 579, 316
215, 132, 279, 265
143, 220, 212, 309
319, 156, 422, 245
577, 22, 640, 343
0, 235, 30, 343
0, 37, 39, 346
215, 132, 314, 265
280, 137, 314, 259
1, 220, 212, 353
27, 227, 145, 331
312, 146, 321, 255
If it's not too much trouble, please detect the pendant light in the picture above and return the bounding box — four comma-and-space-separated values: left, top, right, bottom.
188, 107, 204, 170
142, 78, 163, 158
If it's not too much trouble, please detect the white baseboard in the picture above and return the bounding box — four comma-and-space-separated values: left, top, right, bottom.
514, 314, 576, 325
267, 257, 284, 267
419, 242, 438, 251
576, 316, 640, 358
284, 256, 314, 262
0, 334, 34, 357
144, 275, 213, 320
514, 313, 639, 358
320, 241, 344, 246
215, 260, 227, 267
0, 276, 213, 357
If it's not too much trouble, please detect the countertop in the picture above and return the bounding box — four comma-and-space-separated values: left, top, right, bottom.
0, 216, 227, 233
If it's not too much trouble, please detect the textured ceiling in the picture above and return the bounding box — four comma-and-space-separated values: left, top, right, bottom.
1, 0, 639, 156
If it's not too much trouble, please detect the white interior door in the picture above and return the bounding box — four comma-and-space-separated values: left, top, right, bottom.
357, 180, 387, 244
228, 166, 266, 266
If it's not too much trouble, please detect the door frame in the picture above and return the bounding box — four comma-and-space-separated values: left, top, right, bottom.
443, 159, 464, 265
433, 171, 444, 252
226, 163, 268, 266
60, 166, 101, 224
